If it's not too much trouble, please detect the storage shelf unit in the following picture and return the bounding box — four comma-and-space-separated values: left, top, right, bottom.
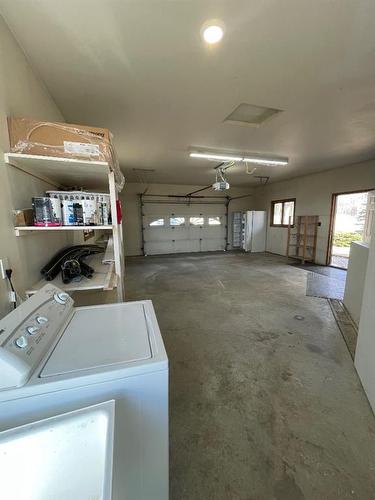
287, 215, 319, 264
5, 152, 125, 302
287, 244, 314, 249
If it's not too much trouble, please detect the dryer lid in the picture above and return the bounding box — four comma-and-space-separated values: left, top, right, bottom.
41, 302, 152, 377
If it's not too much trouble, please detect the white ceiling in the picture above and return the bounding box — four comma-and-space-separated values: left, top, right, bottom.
1, 0, 375, 186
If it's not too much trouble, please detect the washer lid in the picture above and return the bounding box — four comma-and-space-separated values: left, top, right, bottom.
0, 401, 115, 500
41, 303, 152, 377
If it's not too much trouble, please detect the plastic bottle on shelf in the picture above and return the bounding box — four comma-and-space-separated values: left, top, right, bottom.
98, 194, 109, 225
32, 197, 61, 227
72, 193, 84, 225
62, 195, 75, 226
47, 193, 62, 225
83, 193, 97, 225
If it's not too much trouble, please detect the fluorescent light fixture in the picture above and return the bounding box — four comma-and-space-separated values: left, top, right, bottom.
203, 25, 224, 44
189, 152, 242, 162
243, 157, 288, 166
189, 151, 288, 166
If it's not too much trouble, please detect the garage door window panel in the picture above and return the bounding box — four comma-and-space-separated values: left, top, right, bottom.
170, 217, 185, 226
208, 217, 221, 225
149, 218, 164, 226
190, 217, 204, 226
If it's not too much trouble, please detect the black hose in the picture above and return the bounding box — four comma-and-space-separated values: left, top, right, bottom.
42, 245, 103, 281
80, 261, 94, 278
41, 245, 89, 275
61, 259, 81, 284
41, 245, 103, 279
61, 267, 71, 284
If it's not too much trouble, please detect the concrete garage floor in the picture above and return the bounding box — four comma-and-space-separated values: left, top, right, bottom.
125, 252, 375, 500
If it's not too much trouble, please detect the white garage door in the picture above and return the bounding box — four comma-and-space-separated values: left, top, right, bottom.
142, 202, 227, 255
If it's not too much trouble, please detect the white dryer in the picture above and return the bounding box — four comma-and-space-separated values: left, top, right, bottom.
0, 284, 169, 500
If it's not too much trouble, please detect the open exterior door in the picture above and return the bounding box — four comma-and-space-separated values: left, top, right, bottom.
327, 189, 374, 268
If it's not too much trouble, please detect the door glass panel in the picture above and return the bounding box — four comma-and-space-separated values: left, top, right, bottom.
149, 218, 164, 226
273, 203, 282, 225
170, 217, 185, 226
283, 201, 294, 225
331, 191, 370, 268
208, 217, 221, 225
190, 217, 204, 225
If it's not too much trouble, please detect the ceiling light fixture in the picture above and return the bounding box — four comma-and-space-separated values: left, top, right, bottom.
189, 152, 242, 162
189, 151, 288, 166
202, 24, 224, 44
243, 157, 288, 166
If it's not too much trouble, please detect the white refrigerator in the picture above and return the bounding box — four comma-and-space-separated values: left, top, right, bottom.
242, 211, 267, 252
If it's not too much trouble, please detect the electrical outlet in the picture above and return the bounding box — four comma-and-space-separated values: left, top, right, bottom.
0, 258, 9, 280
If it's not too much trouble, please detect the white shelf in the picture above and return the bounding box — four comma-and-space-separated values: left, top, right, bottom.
4, 153, 109, 190
102, 236, 114, 263
6, 151, 124, 301
25, 254, 117, 296
15, 225, 113, 236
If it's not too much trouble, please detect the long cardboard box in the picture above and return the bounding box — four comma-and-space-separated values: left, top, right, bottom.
8, 117, 112, 162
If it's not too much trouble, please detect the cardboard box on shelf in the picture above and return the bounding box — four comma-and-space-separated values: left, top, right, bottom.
13, 208, 34, 227
8, 117, 112, 163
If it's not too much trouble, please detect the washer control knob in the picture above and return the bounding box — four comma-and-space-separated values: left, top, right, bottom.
15, 336, 28, 349
36, 316, 48, 325
53, 292, 70, 305
26, 325, 40, 336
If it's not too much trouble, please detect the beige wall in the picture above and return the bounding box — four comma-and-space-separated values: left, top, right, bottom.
121, 183, 255, 256
253, 161, 375, 264
0, 15, 65, 317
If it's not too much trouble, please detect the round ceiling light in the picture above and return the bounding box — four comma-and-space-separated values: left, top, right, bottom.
202, 25, 224, 44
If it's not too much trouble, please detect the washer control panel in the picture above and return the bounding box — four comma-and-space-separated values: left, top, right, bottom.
0, 284, 74, 390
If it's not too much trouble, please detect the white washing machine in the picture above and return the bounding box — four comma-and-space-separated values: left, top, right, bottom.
0, 284, 169, 500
